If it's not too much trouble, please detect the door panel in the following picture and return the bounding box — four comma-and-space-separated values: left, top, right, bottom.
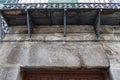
23, 70, 107, 80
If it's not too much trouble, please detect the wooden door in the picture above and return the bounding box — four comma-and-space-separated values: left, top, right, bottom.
23, 70, 107, 80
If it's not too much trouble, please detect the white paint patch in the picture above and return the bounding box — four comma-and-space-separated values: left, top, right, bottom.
18, 0, 48, 3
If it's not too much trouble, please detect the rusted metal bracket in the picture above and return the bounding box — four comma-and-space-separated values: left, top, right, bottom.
50, 10, 53, 25
26, 9, 33, 38
94, 9, 102, 39
64, 9, 67, 37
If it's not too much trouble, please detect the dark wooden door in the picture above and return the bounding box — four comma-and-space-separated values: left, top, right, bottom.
23, 70, 107, 80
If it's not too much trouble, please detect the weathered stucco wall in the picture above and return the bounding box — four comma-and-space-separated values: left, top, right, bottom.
0, 25, 120, 80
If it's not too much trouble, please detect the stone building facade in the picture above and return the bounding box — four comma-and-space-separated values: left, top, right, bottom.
0, 0, 120, 80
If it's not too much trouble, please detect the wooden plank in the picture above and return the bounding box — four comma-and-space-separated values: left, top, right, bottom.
23, 70, 107, 80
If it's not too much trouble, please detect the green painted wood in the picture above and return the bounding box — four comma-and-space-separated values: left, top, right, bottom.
0, 0, 6, 3
49, 0, 78, 3
0, 0, 18, 3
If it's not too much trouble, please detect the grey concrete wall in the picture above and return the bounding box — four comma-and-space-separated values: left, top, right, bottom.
0, 25, 120, 80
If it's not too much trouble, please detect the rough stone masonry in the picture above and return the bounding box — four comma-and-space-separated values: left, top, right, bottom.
0, 25, 120, 80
